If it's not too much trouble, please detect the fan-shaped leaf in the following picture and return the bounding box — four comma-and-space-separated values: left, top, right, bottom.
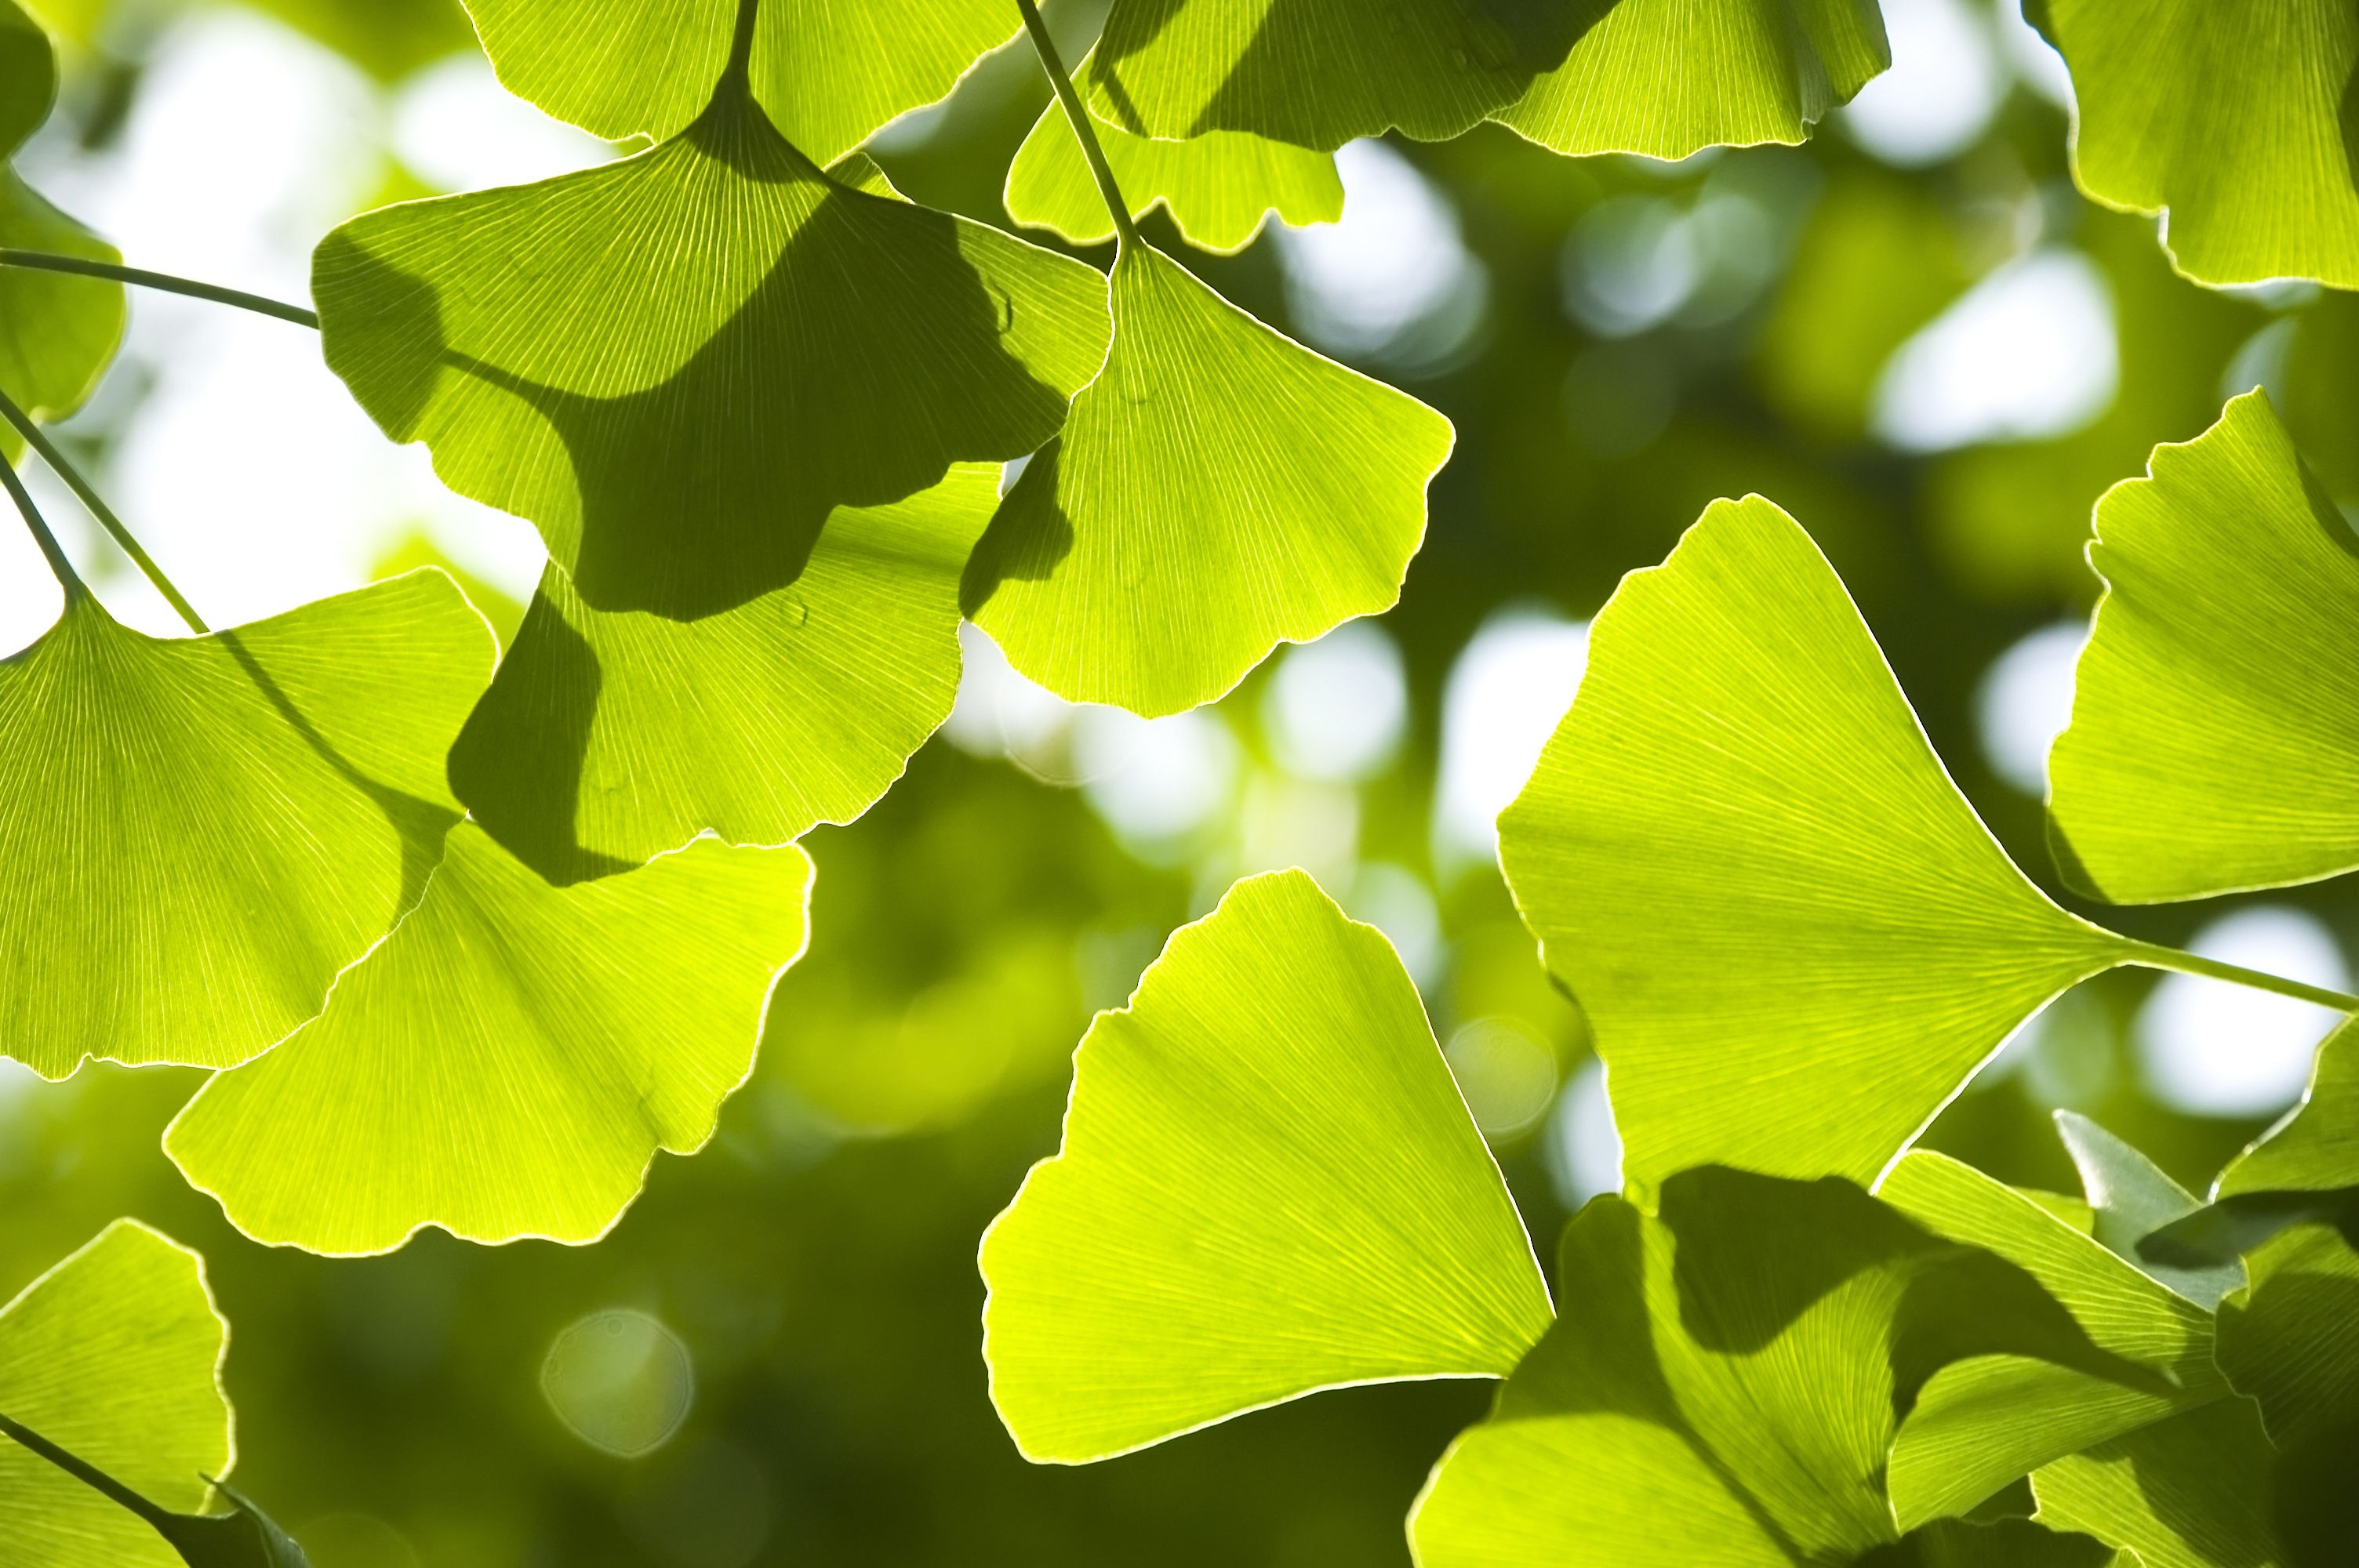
0, 572, 492, 1077
1411, 1171, 2135, 1567
314, 83, 1109, 620
1494, 0, 1889, 160
2032, 1399, 2286, 1568
2220, 1018, 2359, 1199
2035, 0, 2359, 287
964, 242, 1448, 716
1005, 90, 1340, 255
980, 869, 1550, 1464
0, 0, 125, 463
1498, 496, 2127, 1201
449, 464, 996, 883
2048, 393, 2359, 903
0, 1221, 231, 1568
462, 0, 1014, 161
165, 825, 810, 1254
2054, 1111, 2241, 1307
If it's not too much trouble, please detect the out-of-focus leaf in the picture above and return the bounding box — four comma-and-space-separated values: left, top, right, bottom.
314, 83, 1108, 620
964, 243, 1448, 717
0, 1221, 231, 1568
165, 826, 810, 1254
2048, 393, 2359, 902
980, 870, 1550, 1463
2055, 1111, 2242, 1308
0, 0, 123, 464
1411, 1170, 2138, 1566
2032, 1399, 2286, 1568
0, 572, 491, 1077
461, 0, 1013, 159
1498, 495, 2127, 1200
449, 465, 995, 883
1005, 88, 1339, 254
240, 0, 474, 82
1879, 1150, 2225, 1527
2037, 0, 2359, 286
1493, 0, 1888, 160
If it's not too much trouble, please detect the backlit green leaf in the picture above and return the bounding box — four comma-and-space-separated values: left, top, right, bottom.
2035, 0, 2359, 286
2218, 1224, 2359, 1450
964, 242, 1449, 716
314, 82, 1109, 620
0, 572, 492, 1078
1879, 1150, 2224, 1529
2048, 393, 2359, 902
1498, 496, 2126, 1200
1411, 1171, 2133, 1566
449, 464, 996, 883
2055, 1111, 2243, 1308
2220, 1018, 2359, 1199
1493, 0, 1888, 160
1005, 87, 1341, 255
462, 0, 1014, 161
2032, 1399, 2286, 1568
164, 825, 811, 1254
0, 0, 125, 465
979, 869, 1550, 1463
0, 1221, 231, 1568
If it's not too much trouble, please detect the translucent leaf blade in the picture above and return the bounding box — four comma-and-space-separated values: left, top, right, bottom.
980, 870, 1551, 1464
2219, 1016, 2359, 1200
1498, 496, 2125, 1200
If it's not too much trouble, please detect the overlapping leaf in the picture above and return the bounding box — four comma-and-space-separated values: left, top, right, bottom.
2055, 1111, 2243, 1307
2048, 393, 2359, 903
0, 0, 125, 463
449, 464, 997, 882
2221, 1018, 2359, 1200
1005, 81, 1340, 254
463, 0, 1013, 161
2032, 0, 2359, 286
2032, 1399, 2288, 1568
165, 825, 811, 1254
0, 1221, 231, 1568
314, 79, 1109, 620
1410, 1170, 2135, 1566
964, 241, 1449, 715
980, 870, 1551, 1463
1494, 0, 1889, 160
0, 572, 492, 1077
1499, 496, 2128, 1200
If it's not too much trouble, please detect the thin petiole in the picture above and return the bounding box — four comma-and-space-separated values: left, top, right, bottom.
0, 450, 82, 597
0, 387, 207, 633
1014, 0, 1140, 249
2118, 939, 2359, 1012
0, 249, 318, 329
0, 1411, 172, 1531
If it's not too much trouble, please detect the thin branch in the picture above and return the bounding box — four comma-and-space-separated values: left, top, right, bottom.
0, 249, 318, 329
1015, 0, 1140, 249
0, 387, 207, 633
0, 450, 82, 597
2119, 939, 2359, 1012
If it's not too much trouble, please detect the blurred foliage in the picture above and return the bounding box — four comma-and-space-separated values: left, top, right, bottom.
11, 0, 2356, 1563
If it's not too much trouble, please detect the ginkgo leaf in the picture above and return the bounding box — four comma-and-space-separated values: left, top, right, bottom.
1498, 496, 2127, 1201
164, 824, 811, 1254
2048, 393, 2359, 903
2219, 1017, 2359, 1199
1081, 0, 1583, 150
2033, 0, 2359, 287
449, 464, 996, 883
1005, 86, 1341, 254
2032, 1399, 2287, 1568
963, 242, 1449, 716
1410, 1170, 2132, 1567
0, 0, 125, 463
0, 1221, 231, 1568
1878, 1150, 2225, 1529
2219, 1223, 2359, 1446
0, 572, 493, 1078
462, 0, 1015, 161
314, 80, 1110, 620
979, 869, 1551, 1464
1493, 0, 1888, 160
2053, 1111, 2243, 1308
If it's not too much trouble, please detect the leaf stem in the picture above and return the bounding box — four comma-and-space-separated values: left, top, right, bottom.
0, 1410, 175, 1530
1014, 0, 1140, 249
2118, 940, 2359, 1012
0, 387, 208, 633
0, 249, 318, 329
0, 451, 82, 597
